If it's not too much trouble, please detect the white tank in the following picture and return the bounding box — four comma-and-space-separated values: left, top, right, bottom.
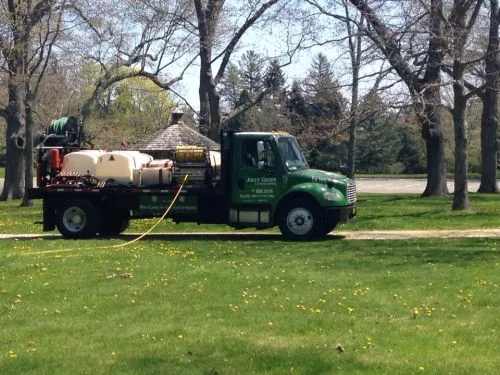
141, 167, 172, 186
95, 151, 153, 184
62, 150, 105, 175
148, 159, 173, 168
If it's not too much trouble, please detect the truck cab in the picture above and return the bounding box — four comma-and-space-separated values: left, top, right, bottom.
225, 131, 356, 239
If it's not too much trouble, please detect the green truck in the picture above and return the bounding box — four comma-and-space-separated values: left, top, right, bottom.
29, 129, 356, 240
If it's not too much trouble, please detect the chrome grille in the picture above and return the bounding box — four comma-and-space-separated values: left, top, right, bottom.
347, 182, 356, 204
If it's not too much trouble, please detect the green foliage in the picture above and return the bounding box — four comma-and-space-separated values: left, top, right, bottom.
284, 54, 347, 170
219, 63, 244, 111
239, 50, 266, 97
356, 94, 404, 174
222, 52, 289, 134
81, 74, 175, 150
302, 53, 344, 119
264, 60, 286, 91
397, 132, 427, 173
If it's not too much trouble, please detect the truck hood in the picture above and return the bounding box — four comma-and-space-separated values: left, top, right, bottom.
288, 168, 352, 187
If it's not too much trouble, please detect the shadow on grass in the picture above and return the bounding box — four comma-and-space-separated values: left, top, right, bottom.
0, 233, 346, 242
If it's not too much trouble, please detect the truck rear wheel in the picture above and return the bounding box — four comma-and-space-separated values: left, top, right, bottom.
278, 198, 323, 240
56, 198, 99, 238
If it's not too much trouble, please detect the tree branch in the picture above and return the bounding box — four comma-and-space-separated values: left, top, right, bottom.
214, 0, 280, 85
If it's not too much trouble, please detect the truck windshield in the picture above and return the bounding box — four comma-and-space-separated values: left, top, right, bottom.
277, 137, 309, 171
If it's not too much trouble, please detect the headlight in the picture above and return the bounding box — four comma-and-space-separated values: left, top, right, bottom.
323, 191, 341, 201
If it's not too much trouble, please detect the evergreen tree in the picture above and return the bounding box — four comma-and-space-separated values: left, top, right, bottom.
286, 80, 308, 119
303, 53, 343, 119
219, 63, 243, 111
239, 50, 265, 98
264, 59, 286, 92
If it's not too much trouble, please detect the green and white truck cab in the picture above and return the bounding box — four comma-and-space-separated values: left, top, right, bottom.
225, 132, 356, 239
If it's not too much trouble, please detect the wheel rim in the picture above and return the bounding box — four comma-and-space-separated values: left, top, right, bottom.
286, 207, 314, 236
62, 206, 86, 233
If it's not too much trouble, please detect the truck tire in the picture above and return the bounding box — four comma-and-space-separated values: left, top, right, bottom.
100, 215, 130, 236
278, 198, 323, 240
322, 222, 338, 236
56, 198, 99, 238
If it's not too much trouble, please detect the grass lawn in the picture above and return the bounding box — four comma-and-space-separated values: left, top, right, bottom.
1, 194, 499, 374
1, 236, 499, 374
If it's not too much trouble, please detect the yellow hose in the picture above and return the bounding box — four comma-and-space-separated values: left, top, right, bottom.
109, 174, 189, 248
23, 174, 189, 256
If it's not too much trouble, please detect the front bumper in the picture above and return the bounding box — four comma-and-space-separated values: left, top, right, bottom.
324, 205, 356, 226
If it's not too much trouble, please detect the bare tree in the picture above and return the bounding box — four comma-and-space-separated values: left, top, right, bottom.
68, 0, 198, 125
0, 0, 60, 202
304, 0, 379, 178
194, 0, 297, 139
446, 0, 483, 210
348, 0, 449, 196
477, 0, 499, 192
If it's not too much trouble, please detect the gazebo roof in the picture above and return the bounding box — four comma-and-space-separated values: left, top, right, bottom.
130, 123, 220, 152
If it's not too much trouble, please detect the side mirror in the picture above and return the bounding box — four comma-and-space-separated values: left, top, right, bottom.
257, 141, 265, 168
340, 164, 349, 176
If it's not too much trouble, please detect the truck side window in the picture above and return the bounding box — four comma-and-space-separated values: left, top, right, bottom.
242, 141, 257, 167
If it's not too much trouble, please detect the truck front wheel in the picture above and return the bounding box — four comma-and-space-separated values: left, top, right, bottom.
278, 198, 323, 240
56, 198, 99, 238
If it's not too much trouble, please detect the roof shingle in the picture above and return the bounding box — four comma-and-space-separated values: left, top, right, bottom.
130, 123, 220, 152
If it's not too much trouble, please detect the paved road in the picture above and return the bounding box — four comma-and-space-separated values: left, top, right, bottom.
0, 177, 482, 194
355, 178, 481, 194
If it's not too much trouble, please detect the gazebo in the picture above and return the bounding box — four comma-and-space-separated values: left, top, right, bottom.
130, 108, 220, 159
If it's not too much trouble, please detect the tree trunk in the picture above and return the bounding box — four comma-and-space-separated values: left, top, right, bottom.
346, 10, 362, 179
420, 0, 449, 197
478, 93, 499, 193
420, 107, 448, 197
449, 0, 484, 209
452, 96, 470, 210
347, 95, 357, 179
478, 0, 499, 193
194, 0, 223, 139
21, 100, 35, 207
1, 82, 26, 201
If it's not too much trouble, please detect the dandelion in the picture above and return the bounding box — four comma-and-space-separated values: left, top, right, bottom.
413, 307, 419, 319
9, 350, 17, 358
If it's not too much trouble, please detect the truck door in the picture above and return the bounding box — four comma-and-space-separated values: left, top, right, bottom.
230, 138, 280, 226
